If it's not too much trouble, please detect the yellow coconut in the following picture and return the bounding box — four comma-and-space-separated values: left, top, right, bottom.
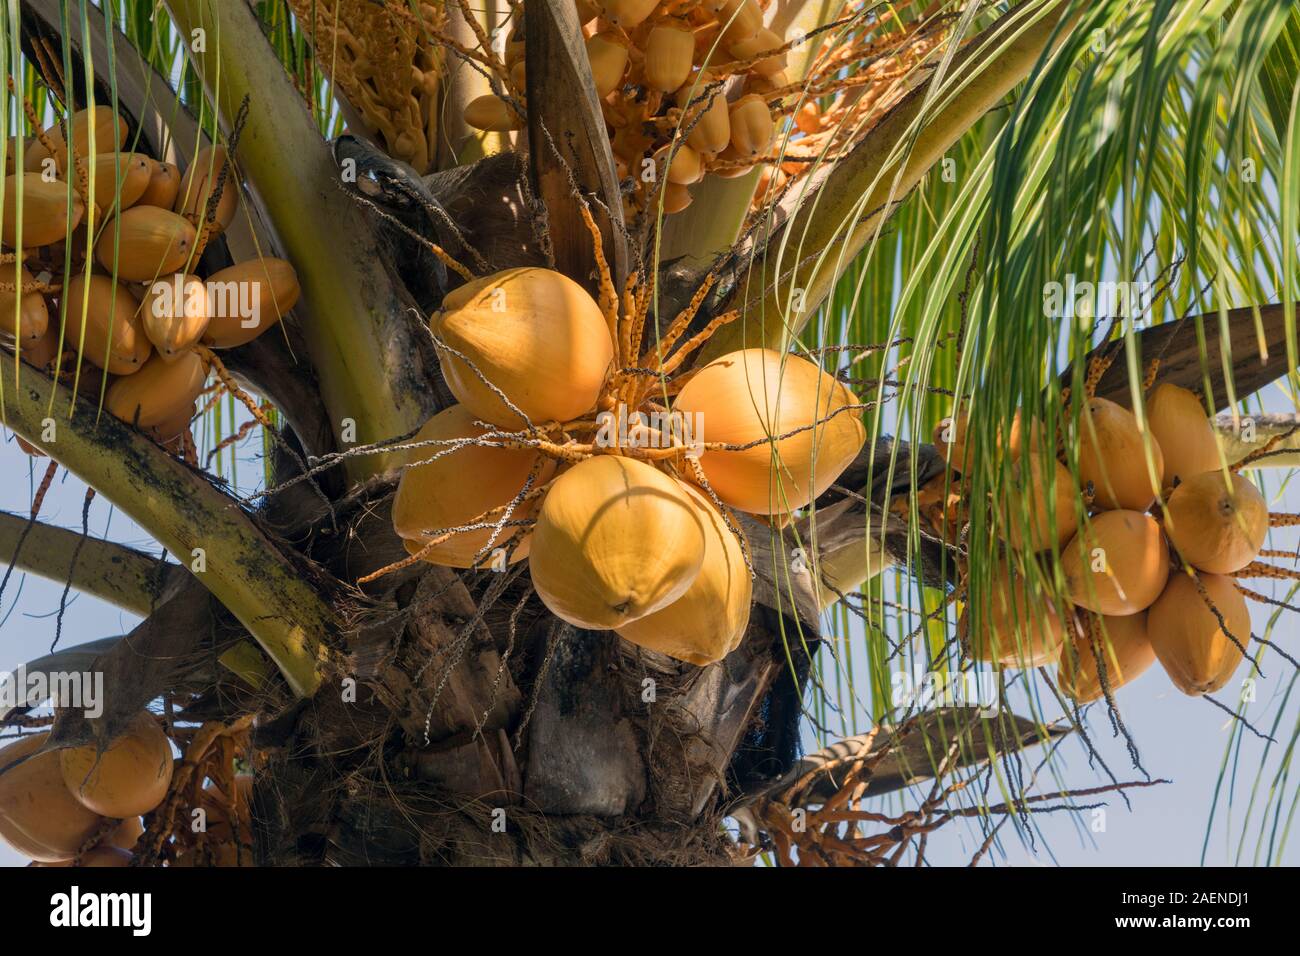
141, 273, 209, 358
21, 318, 62, 370
1147, 571, 1248, 695
728, 28, 788, 76
2, 175, 86, 247
1058, 611, 1155, 702
202, 257, 300, 348
1077, 396, 1164, 511
392, 404, 557, 567
0, 732, 105, 863
644, 20, 696, 93
728, 94, 776, 159
82, 152, 153, 211
717, 0, 764, 44
933, 406, 1045, 473
463, 95, 523, 132
660, 182, 693, 214
1062, 510, 1170, 615
146, 402, 196, 452
96, 205, 198, 281
60, 711, 174, 819
105, 815, 144, 852
62, 273, 153, 374
431, 267, 614, 427
660, 143, 705, 185
1145, 383, 1219, 487
674, 348, 866, 515
677, 71, 731, 156
175, 145, 239, 235
603, 0, 658, 28
960, 557, 1068, 668
529, 455, 707, 629
24, 106, 128, 174
106, 350, 208, 429
1001, 452, 1079, 552
1163, 470, 1267, 574
138, 159, 182, 209
0, 266, 50, 345
616, 483, 753, 664
710, 144, 755, 179
586, 31, 631, 98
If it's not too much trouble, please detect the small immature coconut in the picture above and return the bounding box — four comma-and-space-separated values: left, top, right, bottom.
392, 404, 557, 567
1147, 571, 1248, 696
83, 152, 153, 211
1001, 452, 1079, 552
141, 273, 209, 358
660, 182, 693, 214
960, 557, 1068, 668
529, 455, 706, 630
60, 711, 174, 818
717, 0, 764, 44
202, 258, 300, 348
586, 31, 630, 98
644, 20, 696, 92
0, 732, 105, 863
1062, 510, 1170, 615
728, 28, 788, 76
463, 94, 523, 132
615, 483, 753, 665
1144, 383, 1219, 487
62, 273, 153, 374
660, 143, 705, 185
21, 319, 61, 370
431, 267, 614, 428
674, 348, 866, 515
603, 0, 658, 28
677, 71, 731, 156
1058, 612, 1155, 702
175, 146, 239, 235
0, 266, 50, 345
1077, 396, 1164, 511
24, 106, 128, 174
105, 815, 144, 852
96, 205, 198, 281
1163, 470, 1267, 574
106, 350, 208, 430
138, 159, 181, 209
2, 175, 86, 247
728, 95, 776, 159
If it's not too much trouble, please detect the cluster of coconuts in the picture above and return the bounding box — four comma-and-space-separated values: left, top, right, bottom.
943, 382, 1266, 700
394, 266, 865, 665
464, 0, 789, 219
0, 712, 169, 866
3, 105, 301, 454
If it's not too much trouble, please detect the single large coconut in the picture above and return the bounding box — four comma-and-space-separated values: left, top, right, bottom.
1163, 470, 1267, 574
202, 258, 300, 348
0, 732, 105, 863
1058, 611, 1156, 702
960, 557, 1069, 668
1076, 397, 1164, 511
392, 404, 557, 568
96, 205, 198, 281
1145, 383, 1220, 487
1001, 452, 1079, 552
432, 268, 615, 429
106, 350, 209, 430
1147, 571, 1248, 695
673, 348, 866, 515
59, 711, 174, 819
141, 273, 209, 359
175, 145, 240, 235
529, 455, 706, 629
62, 273, 153, 375
0, 265, 51, 346
82, 152, 153, 212
1062, 510, 1170, 615
23, 106, 128, 174
615, 483, 753, 665
2, 175, 86, 247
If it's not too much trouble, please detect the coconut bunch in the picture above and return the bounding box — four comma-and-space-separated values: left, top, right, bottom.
456, 0, 939, 223
3, 103, 302, 457
0, 712, 171, 866
941, 380, 1268, 701
388, 261, 866, 666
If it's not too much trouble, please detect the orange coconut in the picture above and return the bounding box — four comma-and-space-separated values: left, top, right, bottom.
83, 152, 152, 211
106, 350, 209, 430
586, 31, 631, 98
463, 95, 523, 132
392, 404, 557, 568
138, 159, 181, 209
1062, 510, 1169, 615
960, 557, 1068, 667
1001, 452, 1079, 552
0, 266, 50, 346
1147, 571, 1248, 695
1163, 470, 1267, 575
644, 20, 695, 93
175, 146, 239, 235
603, 0, 658, 28
59, 712, 174, 818
728, 28, 788, 77
1077, 396, 1164, 511
62, 273, 153, 374
2, 175, 86, 247
202, 258, 300, 348
529, 455, 706, 629
24, 106, 128, 174
933, 406, 1044, 474
1058, 611, 1155, 702
0, 732, 105, 863
728, 95, 776, 159
674, 348, 866, 515
677, 71, 731, 156
431, 267, 614, 428
141, 273, 209, 358
96, 205, 198, 281
1144, 383, 1219, 487
615, 482, 753, 664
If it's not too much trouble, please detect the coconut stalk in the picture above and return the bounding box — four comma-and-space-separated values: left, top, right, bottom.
163, 0, 439, 476
0, 360, 333, 697
704, 0, 1074, 359
0, 510, 185, 615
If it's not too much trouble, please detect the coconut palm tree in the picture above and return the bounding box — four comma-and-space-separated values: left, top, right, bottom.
0, 0, 1297, 866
